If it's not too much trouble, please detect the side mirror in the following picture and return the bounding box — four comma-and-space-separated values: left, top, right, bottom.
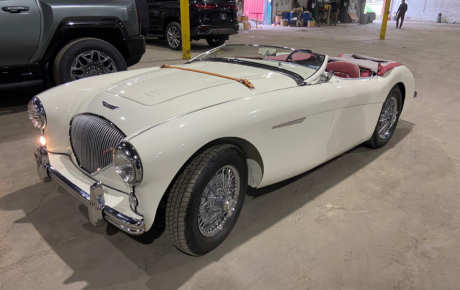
323, 70, 334, 83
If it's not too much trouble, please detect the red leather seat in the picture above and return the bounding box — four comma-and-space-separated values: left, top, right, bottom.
326, 61, 361, 78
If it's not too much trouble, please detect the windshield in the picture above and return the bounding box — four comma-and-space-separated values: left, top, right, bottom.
190, 44, 326, 83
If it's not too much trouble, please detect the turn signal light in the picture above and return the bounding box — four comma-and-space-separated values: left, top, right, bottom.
40, 136, 46, 146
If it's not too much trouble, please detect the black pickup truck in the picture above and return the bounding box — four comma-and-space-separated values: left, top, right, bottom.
146, 0, 239, 50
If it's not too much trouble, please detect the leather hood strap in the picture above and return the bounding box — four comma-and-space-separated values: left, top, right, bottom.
160, 64, 255, 90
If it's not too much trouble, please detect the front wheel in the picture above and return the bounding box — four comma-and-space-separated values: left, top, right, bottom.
206, 36, 226, 47
364, 86, 402, 149
166, 144, 248, 256
53, 38, 127, 85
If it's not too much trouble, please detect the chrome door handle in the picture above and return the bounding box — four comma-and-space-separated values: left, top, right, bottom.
2, 6, 30, 13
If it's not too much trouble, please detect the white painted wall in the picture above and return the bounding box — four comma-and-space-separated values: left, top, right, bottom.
391, 0, 460, 23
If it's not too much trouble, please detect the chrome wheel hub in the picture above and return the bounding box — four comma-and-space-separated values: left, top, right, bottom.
70, 50, 117, 81
198, 166, 240, 237
378, 96, 399, 139
167, 26, 181, 48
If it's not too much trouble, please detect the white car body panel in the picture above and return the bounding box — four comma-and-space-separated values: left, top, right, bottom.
37, 55, 415, 231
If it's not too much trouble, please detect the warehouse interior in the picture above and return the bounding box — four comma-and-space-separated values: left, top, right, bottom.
1, 0, 460, 289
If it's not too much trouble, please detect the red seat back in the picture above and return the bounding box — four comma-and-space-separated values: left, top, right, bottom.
326, 61, 360, 78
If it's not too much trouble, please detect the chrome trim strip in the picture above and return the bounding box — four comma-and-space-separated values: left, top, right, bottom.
47, 166, 144, 235
272, 117, 306, 129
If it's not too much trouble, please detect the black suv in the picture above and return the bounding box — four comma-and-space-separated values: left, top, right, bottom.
147, 0, 239, 50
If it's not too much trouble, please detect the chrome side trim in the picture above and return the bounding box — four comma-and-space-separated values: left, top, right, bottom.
272, 117, 306, 129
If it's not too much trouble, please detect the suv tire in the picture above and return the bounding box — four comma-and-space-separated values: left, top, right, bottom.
206, 36, 226, 47
165, 22, 182, 50
135, 0, 150, 37
53, 38, 127, 85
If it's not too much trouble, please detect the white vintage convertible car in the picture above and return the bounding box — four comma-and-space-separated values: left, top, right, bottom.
30, 44, 415, 256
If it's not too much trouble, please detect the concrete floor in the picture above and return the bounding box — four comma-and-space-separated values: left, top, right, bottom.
1, 21, 460, 289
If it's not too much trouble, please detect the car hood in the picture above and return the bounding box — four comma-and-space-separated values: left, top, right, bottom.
104, 62, 272, 106
42, 62, 298, 152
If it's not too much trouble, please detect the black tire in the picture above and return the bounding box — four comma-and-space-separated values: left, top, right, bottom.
53, 38, 127, 85
206, 36, 226, 47
364, 86, 403, 149
166, 144, 248, 256
165, 22, 182, 50
135, 0, 149, 37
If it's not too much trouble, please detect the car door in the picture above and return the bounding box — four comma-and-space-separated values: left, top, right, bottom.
325, 77, 383, 158
0, 0, 40, 66
147, 0, 179, 35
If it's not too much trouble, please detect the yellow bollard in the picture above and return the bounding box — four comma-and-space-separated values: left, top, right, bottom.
180, 0, 191, 59
380, 0, 392, 40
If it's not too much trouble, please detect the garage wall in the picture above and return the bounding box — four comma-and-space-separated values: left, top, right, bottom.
391, 0, 460, 23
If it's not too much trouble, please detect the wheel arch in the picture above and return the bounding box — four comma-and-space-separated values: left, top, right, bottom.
40, 18, 135, 73
395, 82, 406, 110
154, 136, 264, 225
163, 16, 181, 32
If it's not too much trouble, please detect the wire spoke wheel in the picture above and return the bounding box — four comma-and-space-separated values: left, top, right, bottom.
70, 50, 117, 81
198, 165, 240, 237
377, 96, 399, 139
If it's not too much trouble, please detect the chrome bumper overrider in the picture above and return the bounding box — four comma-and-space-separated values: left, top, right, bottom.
34, 146, 144, 235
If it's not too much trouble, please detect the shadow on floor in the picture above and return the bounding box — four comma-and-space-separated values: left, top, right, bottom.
0, 120, 413, 289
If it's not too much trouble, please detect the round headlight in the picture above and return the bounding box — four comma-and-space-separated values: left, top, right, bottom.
113, 142, 143, 185
28, 97, 47, 129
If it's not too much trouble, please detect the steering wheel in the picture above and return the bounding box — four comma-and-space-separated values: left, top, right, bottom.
285, 49, 315, 63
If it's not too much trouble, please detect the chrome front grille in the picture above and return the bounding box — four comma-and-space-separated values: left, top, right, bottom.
70, 114, 126, 174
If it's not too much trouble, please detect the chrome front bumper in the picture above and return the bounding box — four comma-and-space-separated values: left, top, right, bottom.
35, 146, 145, 235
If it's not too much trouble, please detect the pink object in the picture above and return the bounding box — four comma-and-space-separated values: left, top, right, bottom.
326, 61, 361, 78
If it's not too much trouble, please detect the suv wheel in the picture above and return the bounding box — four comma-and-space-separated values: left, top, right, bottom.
206, 36, 226, 47
53, 38, 127, 85
165, 22, 182, 50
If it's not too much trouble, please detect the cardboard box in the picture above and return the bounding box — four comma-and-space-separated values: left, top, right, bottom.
238, 15, 242, 22
307, 20, 316, 27
241, 15, 249, 22
243, 21, 250, 29
281, 20, 289, 26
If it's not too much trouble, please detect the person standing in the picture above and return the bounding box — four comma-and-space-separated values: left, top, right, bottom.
330, 0, 339, 26
396, 0, 408, 29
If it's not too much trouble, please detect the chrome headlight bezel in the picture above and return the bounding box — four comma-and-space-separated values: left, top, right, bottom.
113, 141, 143, 186
28, 97, 47, 129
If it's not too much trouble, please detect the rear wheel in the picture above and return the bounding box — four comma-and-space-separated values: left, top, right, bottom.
364, 86, 402, 149
206, 36, 226, 47
166, 144, 247, 256
165, 22, 182, 50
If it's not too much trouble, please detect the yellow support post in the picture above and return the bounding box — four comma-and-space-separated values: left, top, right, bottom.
180, 0, 191, 59
380, 0, 392, 40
